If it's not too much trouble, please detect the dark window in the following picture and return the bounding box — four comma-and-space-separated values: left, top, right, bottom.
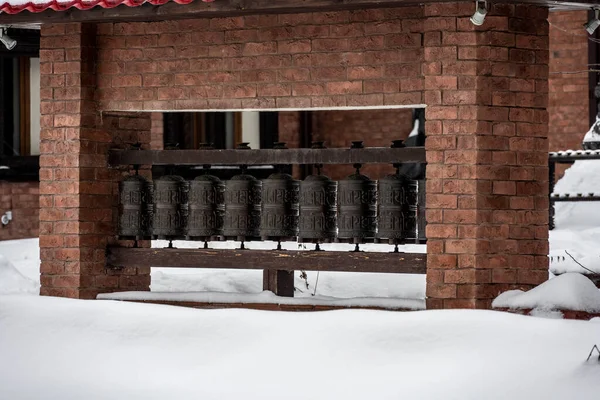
0, 57, 28, 156
163, 111, 280, 150
159, 111, 282, 180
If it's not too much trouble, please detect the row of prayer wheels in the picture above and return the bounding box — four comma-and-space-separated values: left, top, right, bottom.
118, 141, 420, 244
119, 168, 419, 244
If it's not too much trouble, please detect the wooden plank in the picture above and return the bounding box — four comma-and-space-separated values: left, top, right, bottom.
108, 299, 418, 312
108, 147, 426, 166
2, 0, 597, 25
263, 269, 295, 297
549, 151, 600, 162
550, 195, 600, 202
107, 247, 427, 274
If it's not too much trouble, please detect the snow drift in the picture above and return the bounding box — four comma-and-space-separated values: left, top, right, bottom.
493, 273, 600, 313
0, 254, 37, 295
2, 295, 600, 400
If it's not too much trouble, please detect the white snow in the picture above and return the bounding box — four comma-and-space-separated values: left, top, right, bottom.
0, 239, 38, 295
583, 116, 600, 144
0, 146, 600, 398
551, 160, 600, 275
493, 273, 600, 313
1, 295, 600, 399
151, 239, 426, 302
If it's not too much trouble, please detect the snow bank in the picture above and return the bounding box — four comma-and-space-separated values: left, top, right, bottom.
0, 254, 37, 295
1, 295, 600, 400
493, 273, 600, 313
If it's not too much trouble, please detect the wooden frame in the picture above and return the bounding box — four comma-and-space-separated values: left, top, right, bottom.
107, 247, 427, 274
188, 111, 242, 149
110, 146, 426, 166
18, 57, 30, 156
0, 0, 595, 25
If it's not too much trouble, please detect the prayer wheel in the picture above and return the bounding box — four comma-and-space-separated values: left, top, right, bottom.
118, 174, 153, 240
337, 171, 377, 241
223, 173, 262, 239
152, 175, 188, 240
260, 172, 299, 240
377, 172, 408, 243
298, 174, 337, 241
404, 179, 419, 242
187, 174, 225, 240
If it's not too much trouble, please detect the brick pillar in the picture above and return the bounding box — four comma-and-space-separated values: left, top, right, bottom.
39, 23, 150, 299
424, 3, 549, 309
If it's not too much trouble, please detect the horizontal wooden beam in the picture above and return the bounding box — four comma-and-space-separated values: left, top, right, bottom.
2, 0, 412, 24
550, 195, 600, 202
2, 0, 595, 25
102, 299, 419, 311
549, 150, 600, 163
107, 247, 427, 274
108, 147, 425, 166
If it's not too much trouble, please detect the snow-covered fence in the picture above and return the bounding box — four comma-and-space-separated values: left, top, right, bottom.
549, 150, 600, 230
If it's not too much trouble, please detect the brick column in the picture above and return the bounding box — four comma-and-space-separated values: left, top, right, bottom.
39, 23, 150, 299
424, 3, 549, 308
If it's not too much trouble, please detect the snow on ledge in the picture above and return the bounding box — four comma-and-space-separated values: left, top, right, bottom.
493, 273, 600, 313
98, 290, 425, 310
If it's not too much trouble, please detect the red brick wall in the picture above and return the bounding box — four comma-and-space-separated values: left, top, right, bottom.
548, 10, 589, 153
423, 3, 550, 308
150, 112, 163, 150
277, 109, 414, 179
39, 23, 151, 299
38, 4, 552, 309
95, 10, 424, 111
312, 109, 414, 179
0, 181, 38, 240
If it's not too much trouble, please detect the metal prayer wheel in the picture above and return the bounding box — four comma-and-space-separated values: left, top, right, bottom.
298, 174, 337, 241
416, 179, 427, 243
187, 174, 225, 240
118, 174, 153, 240
152, 175, 188, 240
337, 172, 377, 241
377, 172, 408, 243
260, 173, 299, 240
404, 179, 419, 242
223, 173, 262, 239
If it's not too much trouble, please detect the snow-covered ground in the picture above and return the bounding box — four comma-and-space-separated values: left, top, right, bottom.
0, 159, 600, 398
1, 294, 600, 400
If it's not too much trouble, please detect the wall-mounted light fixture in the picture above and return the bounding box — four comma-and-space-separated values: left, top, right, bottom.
585, 9, 600, 35
470, 0, 488, 26
0, 26, 16, 50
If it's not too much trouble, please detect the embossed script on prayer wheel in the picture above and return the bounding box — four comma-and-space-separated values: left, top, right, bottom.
187, 174, 224, 239
260, 173, 299, 240
377, 172, 408, 243
223, 174, 262, 239
119, 174, 153, 240
152, 175, 188, 240
404, 179, 419, 241
298, 174, 337, 241
337, 173, 377, 240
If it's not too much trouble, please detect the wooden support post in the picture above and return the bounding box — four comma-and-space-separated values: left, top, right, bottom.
417, 179, 427, 244
549, 160, 555, 231
263, 270, 295, 297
